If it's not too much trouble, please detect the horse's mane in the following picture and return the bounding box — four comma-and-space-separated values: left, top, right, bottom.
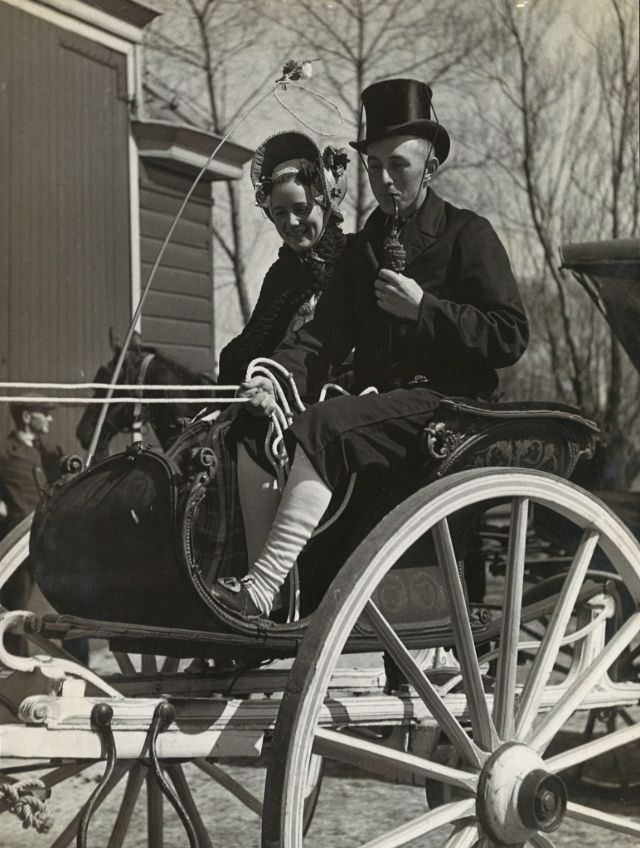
139, 348, 215, 387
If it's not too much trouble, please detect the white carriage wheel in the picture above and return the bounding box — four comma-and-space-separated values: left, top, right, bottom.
0, 514, 32, 590
263, 468, 640, 848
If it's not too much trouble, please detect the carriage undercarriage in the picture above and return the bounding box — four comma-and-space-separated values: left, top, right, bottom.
2, 463, 640, 847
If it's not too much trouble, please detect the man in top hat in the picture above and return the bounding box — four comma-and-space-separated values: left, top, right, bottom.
211, 78, 529, 619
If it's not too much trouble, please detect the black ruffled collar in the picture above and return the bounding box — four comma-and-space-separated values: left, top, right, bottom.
279, 215, 347, 292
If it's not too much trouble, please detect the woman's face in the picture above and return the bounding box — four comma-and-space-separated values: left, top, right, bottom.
269, 180, 325, 253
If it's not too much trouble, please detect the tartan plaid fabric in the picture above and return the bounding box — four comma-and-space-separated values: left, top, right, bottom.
190, 415, 249, 586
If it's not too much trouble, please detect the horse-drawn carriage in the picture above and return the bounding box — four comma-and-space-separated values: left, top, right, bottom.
1, 239, 639, 847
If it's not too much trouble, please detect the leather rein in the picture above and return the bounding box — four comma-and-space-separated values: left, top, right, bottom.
131, 352, 155, 443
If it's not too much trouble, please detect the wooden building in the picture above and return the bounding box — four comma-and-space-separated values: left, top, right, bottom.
0, 0, 253, 453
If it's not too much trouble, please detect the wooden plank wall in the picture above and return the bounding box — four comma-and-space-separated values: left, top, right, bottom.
139, 162, 215, 377
0, 3, 132, 457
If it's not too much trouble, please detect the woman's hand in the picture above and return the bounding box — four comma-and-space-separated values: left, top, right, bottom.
237, 376, 277, 417
375, 269, 423, 321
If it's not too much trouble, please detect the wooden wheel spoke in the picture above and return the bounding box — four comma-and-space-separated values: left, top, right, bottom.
194, 758, 263, 816
493, 497, 529, 740
581, 709, 596, 741
446, 821, 480, 847
565, 801, 640, 835
49, 764, 130, 848
433, 519, 498, 752
529, 835, 556, 847
528, 611, 640, 753
546, 720, 640, 774
107, 762, 147, 848
619, 707, 635, 726
161, 656, 180, 673
114, 651, 136, 675
166, 764, 214, 848
141, 654, 158, 673
358, 799, 476, 848
314, 727, 478, 792
18, 758, 89, 788
363, 600, 484, 767
516, 529, 600, 739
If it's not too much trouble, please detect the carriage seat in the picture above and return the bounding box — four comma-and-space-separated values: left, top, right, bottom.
419, 397, 599, 482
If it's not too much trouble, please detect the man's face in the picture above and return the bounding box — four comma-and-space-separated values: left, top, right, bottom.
366, 135, 430, 218
25, 410, 53, 436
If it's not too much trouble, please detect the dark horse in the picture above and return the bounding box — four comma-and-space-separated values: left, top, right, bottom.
76, 336, 217, 457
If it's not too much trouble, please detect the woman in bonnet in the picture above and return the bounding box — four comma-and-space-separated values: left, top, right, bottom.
200, 132, 349, 585
217, 131, 349, 384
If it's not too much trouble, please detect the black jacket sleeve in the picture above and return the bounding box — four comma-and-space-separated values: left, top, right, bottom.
414, 216, 528, 368
217, 261, 290, 386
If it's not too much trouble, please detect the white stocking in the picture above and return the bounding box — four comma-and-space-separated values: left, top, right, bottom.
244, 449, 332, 614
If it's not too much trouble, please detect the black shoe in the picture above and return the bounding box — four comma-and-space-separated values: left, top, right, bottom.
209, 577, 266, 620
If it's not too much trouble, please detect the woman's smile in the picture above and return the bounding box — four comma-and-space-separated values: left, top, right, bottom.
270, 181, 325, 253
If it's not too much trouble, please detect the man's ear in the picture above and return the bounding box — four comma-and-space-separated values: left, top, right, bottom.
21, 410, 31, 428
427, 155, 440, 176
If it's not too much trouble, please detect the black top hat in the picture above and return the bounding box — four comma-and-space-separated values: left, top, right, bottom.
350, 78, 450, 163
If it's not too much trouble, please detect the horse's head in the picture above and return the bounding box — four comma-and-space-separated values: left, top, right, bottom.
75, 339, 159, 453
76, 334, 215, 455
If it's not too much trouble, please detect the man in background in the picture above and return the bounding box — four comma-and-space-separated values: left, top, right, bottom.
0, 400, 62, 653
0, 400, 61, 540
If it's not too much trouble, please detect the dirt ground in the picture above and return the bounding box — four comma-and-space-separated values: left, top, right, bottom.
1, 716, 639, 848
0, 757, 639, 847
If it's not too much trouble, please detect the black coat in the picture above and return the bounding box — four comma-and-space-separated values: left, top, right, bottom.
217, 218, 347, 386
274, 189, 529, 401
0, 432, 61, 536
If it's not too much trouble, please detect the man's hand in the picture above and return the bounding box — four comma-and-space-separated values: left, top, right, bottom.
375, 269, 423, 320
237, 376, 277, 417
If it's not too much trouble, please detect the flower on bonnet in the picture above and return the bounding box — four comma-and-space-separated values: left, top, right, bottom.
323, 146, 349, 176
277, 59, 313, 85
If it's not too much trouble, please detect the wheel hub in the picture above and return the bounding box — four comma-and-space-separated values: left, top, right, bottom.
477, 743, 567, 844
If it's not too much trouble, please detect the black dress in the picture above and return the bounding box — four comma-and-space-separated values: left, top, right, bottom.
217, 216, 347, 386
